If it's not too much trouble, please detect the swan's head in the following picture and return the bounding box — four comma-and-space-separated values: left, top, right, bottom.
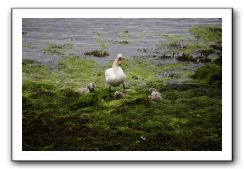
116, 53, 124, 65
87, 82, 96, 90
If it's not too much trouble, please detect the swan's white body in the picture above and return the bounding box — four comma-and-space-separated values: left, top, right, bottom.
105, 54, 126, 87
105, 67, 125, 87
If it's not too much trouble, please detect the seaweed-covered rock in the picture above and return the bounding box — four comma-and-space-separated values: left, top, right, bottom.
209, 41, 222, 51
84, 50, 109, 57
197, 49, 215, 57
43, 43, 73, 56
176, 54, 196, 62
193, 63, 221, 83
198, 57, 211, 63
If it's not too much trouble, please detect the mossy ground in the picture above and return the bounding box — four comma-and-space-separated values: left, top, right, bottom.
22, 26, 222, 151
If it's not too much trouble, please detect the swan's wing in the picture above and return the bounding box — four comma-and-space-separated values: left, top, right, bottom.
105, 68, 114, 81
118, 67, 126, 78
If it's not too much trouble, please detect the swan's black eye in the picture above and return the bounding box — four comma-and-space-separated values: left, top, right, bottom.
119, 58, 122, 61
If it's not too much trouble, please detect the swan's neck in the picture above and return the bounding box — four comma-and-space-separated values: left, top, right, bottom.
112, 58, 118, 71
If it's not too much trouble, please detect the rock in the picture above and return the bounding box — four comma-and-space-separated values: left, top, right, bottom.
176, 53, 196, 62
84, 50, 109, 57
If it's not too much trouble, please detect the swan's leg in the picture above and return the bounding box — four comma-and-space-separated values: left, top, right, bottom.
109, 86, 111, 96
122, 83, 126, 93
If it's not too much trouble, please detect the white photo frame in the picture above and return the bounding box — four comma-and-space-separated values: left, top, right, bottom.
12, 8, 232, 161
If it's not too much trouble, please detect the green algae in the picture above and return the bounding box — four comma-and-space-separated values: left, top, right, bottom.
22, 43, 32, 49
156, 26, 222, 64
182, 26, 221, 57
84, 50, 109, 57
43, 43, 74, 56
95, 35, 109, 50
189, 26, 222, 45
22, 55, 222, 151
193, 63, 222, 84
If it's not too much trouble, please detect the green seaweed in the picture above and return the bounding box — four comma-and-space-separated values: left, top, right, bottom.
84, 50, 109, 57
95, 35, 109, 50
22, 43, 32, 49
189, 26, 222, 45
156, 26, 222, 64
43, 43, 73, 56
193, 63, 222, 84
22, 54, 222, 151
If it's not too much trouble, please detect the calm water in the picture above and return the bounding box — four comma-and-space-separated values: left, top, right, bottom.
22, 18, 221, 63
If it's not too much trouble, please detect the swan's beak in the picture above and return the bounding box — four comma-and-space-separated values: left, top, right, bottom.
118, 58, 124, 65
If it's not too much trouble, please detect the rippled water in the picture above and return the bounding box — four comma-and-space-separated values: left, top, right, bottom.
22, 18, 221, 63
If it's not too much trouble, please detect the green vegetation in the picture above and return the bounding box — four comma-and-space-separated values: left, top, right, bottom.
193, 63, 222, 84
87, 33, 129, 57
95, 35, 109, 50
84, 50, 109, 57
22, 43, 32, 49
22, 26, 222, 151
182, 26, 221, 58
119, 29, 129, 38
189, 27, 222, 45
118, 29, 130, 45
22, 57, 221, 151
177, 54, 196, 62
43, 43, 73, 56
115, 40, 129, 44
156, 26, 222, 64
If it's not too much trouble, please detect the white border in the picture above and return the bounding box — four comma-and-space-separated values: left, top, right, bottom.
12, 8, 232, 161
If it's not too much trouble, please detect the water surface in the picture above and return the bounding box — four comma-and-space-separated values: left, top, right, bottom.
22, 18, 221, 63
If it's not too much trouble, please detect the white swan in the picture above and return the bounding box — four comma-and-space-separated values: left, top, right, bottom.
105, 53, 126, 94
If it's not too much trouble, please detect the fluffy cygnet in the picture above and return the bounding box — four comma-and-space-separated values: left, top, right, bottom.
80, 82, 96, 94
148, 88, 161, 102
87, 82, 96, 90
79, 88, 90, 94
114, 91, 125, 99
